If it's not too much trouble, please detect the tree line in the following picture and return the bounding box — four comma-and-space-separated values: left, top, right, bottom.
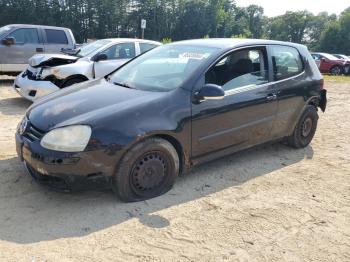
0, 0, 349, 54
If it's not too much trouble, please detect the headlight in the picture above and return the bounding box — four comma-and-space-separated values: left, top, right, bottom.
40, 125, 91, 152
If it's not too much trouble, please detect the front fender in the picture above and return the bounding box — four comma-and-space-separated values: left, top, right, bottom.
42, 60, 93, 80
88, 88, 192, 172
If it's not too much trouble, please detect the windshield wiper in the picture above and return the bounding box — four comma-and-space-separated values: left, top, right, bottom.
113, 82, 134, 89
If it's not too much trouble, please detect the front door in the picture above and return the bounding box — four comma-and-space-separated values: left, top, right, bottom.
1, 27, 44, 72
191, 46, 278, 159
94, 42, 136, 78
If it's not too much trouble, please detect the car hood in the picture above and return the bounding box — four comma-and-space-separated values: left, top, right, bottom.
29, 53, 78, 68
27, 78, 165, 131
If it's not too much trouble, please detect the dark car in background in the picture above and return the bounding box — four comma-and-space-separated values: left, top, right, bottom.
332, 54, 350, 75
16, 39, 327, 202
0, 24, 76, 76
311, 52, 346, 75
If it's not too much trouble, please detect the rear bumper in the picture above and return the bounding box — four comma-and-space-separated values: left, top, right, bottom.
319, 89, 327, 112
14, 72, 59, 101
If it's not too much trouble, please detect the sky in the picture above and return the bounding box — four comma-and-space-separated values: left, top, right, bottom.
235, 0, 350, 17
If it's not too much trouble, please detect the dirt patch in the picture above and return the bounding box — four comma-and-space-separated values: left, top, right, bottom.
0, 78, 349, 261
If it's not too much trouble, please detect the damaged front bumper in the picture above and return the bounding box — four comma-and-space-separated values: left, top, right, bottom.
15, 130, 114, 192
14, 71, 60, 102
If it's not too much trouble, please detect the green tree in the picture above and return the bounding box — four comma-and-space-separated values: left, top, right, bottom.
246, 5, 264, 38
319, 7, 350, 54
307, 12, 337, 51
338, 8, 350, 53
319, 22, 342, 53
266, 11, 313, 43
173, 0, 208, 40
0, 0, 348, 51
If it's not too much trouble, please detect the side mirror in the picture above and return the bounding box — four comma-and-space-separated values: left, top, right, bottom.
93, 53, 108, 62
195, 84, 225, 102
321, 57, 326, 62
2, 37, 15, 46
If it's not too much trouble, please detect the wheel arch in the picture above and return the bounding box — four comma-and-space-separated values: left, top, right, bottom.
286, 96, 319, 137
117, 133, 188, 177
61, 74, 89, 87
307, 96, 320, 109
153, 134, 186, 176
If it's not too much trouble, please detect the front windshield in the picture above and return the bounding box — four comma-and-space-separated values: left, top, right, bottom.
0, 26, 12, 37
110, 44, 219, 92
77, 39, 112, 57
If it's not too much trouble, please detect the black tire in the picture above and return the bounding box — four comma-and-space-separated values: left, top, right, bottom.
286, 105, 319, 149
62, 77, 86, 88
330, 66, 343, 75
112, 137, 179, 202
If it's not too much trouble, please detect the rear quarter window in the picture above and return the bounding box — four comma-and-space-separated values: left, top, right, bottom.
271, 45, 304, 81
45, 29, 68, 44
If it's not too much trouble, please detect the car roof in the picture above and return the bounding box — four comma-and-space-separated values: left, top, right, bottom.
169, 38, 306, 50
103, 38, 162, 45
312, 52, 330, 56
6, 24, 71, 31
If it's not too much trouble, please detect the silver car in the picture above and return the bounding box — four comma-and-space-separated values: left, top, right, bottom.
0, 24, 76, 75
14, 38, 161, 101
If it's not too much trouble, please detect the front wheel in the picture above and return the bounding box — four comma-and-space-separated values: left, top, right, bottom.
286, 105, 319, 149
112, 138, 179, 202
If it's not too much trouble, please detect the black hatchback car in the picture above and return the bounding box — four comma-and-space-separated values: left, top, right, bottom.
16, 39, 327, 202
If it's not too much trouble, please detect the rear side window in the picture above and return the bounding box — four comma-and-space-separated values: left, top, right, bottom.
8, 28, 39, 44
45, 29, 68, 44
271, 45, 304, 81
140, 43, 158, 54
101, 43, 136, 60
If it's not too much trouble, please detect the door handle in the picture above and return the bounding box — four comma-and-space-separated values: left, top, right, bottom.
266, 94, 277, 101
36, 47, 44, 52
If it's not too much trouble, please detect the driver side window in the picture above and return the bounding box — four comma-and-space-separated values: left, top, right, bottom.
101, 42, 136, 60
205, 47, 269, 91
8, 28, 39, 44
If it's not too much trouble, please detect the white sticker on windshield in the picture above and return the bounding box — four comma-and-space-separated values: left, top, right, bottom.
179, 52, 206, 60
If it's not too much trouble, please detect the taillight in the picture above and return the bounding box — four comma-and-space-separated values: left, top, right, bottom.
320, 78, 324, 90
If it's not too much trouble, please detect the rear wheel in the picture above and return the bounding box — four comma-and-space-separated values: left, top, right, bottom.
62, 77, 86, 88
112, 138, 179, 202
330, 66, 342, 75
286, 105, 319, 149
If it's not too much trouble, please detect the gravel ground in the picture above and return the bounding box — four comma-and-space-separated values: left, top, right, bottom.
0, 77, 349, 261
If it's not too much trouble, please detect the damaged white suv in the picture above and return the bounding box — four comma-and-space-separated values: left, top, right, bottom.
14, 38, 161, 101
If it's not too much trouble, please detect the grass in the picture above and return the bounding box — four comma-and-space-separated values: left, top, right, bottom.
323, 75, 350, 82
